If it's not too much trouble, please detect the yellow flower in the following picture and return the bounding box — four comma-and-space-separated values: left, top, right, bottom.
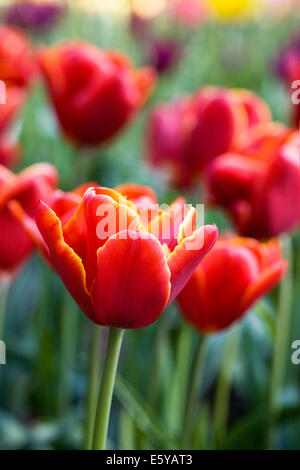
206, 0, 258, 19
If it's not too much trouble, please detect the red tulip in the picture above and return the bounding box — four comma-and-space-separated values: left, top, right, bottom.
178, 236, 287, 333
172, 0, 208, 27
0, 25, 36, 87
38, 42, 156, 146
206, 123, 300, 239
147, 87, 271, 187
0, 163, 57, 275
0, 134, 20, 169
34, 185, 218, 328
235, 89, 272, 130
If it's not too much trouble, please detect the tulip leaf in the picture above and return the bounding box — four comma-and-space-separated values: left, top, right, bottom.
115, 375, 178, 449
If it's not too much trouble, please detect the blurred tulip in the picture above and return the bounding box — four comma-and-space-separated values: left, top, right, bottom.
0, 134, 20, 169
207, 0, 258, 20
0, 26, 36, 87
130, 12, 151, 40
3, 1, 65, 34
0, 163, 57, 275
206, 124, 300, 239
178, 236, 287, 332
274, 34, 300, 127
35, 184, 218, 328
235, 89, 272, 129
171, 0, 208, 27
146, 37, 182, 74
147, 86, 270, 187
38, 42, 156, 147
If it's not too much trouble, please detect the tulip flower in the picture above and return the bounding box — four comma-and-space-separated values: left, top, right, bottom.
34, 183, 217, 449
147, 86, 271, 187
206, 123, 300, 239
0, 162, 57, 276
178, 236, 287, 333
35, 185, 217, 328
171, 0, 208, 27
130, 12, 151, 41
0, 26, 36, 88
38, 42, 156, 147
3, 1, 65, 34
206, 0, 258, 20
274, 34, 300, 128
235, 89, 272, 130
145, 37, 182, 74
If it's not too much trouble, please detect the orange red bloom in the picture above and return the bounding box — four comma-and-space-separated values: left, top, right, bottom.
206, 123, 300, 239
34, 184, 218, 328
38, 42, 156, 146
0, 163, 57, 275
147, 86, 271, 187
178, 236, 287, 333
0, 25, 36, 88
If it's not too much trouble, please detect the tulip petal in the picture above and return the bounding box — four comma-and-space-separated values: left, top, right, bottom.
0, 205, 32, 273
91, 230, 171, 329
167, 224, 218, 304
241, 260, 287, 312
83, 190, 143, 289
148, 197, 187, 250
8, 200, 52, 266
185, 91, 244, 170
36, 201, 95, 321
115, 183, 158, 209
207, 153, 262, 208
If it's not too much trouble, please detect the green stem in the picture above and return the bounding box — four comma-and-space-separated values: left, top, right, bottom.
92, 328, 124, 450
72, 146, 96, 188
213, 326, 241, 448
57, 294, 78, 416
182, 334, 207, 447
147, 314, 170, 409
166, 323, 193, 437
84, 324, 102, 450
267, 235, 293, 449
119, 409, 136, 450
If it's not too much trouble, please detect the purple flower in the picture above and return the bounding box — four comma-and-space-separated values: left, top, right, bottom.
146, 37, 182, 74
274, 33, 300, 82
130, 13, 150, 41
3, 1, 65, 34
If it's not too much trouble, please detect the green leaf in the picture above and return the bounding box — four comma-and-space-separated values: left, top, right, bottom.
115, 375, 178, 449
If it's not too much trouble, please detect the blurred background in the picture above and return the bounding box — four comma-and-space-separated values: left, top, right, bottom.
0, 0, 299, 450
